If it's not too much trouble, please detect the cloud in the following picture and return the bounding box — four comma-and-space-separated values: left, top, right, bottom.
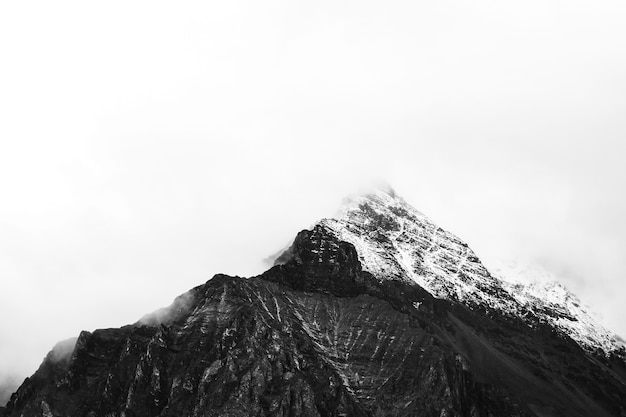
48, 338, 78, 365
0, 374, 20, 407
137, 291, 198, 327
1, 0, 625, 399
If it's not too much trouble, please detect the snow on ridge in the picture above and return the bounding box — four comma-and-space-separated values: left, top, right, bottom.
493, 263, 625, 356
319, 187, 521, 314
315, 187, 625, 357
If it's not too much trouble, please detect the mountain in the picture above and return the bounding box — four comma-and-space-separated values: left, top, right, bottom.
323, 188, 626, 358
3, 187, 626, 417
493, 262, 626, 357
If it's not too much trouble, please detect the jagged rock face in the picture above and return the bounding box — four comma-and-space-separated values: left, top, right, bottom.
498, 271, 626, 358
320, 189, 626, 357
4, 189, 626, 416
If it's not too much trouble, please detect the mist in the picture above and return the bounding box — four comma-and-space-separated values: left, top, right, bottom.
48, 338, 78, 365
0, 375, 19, 408
2, 0, 626, 406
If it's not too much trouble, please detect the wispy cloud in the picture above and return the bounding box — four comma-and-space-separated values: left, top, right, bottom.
1, 0, 625, 402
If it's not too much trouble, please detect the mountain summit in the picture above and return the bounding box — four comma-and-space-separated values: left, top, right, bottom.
4, 187, 626, 417
324, 186, 625, 356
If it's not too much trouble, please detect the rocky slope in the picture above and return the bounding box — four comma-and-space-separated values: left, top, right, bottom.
321, 187, 625, 358
500, 272, 625, 358
3, 187, 626, 416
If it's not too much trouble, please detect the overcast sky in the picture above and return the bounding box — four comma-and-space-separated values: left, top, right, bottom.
1, 0, 626, 403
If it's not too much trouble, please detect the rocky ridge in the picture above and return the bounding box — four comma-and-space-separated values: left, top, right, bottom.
321, 187, 625, 357
500, 273, 625, 357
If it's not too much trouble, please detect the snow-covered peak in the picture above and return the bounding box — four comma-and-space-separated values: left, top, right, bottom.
335, 184, 425, 220
319, 187, 521, 313
493, 264, 626, 356
313, 188, 625, 357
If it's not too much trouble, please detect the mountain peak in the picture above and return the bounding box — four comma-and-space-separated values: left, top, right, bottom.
335, 184, 425, 225
321, 186, 501, 302
495, 266, 626, 356
321, 185, 625, 357
361, 180, 398, 197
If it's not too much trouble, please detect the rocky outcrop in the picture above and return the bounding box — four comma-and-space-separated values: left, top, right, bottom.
500, 275, 626, 359
4, 187, 626, 416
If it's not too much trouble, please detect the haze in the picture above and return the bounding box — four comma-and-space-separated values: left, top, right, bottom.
1, 0, 626, 404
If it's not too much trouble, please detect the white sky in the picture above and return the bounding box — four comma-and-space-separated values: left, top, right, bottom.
1, 0, 626, 401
